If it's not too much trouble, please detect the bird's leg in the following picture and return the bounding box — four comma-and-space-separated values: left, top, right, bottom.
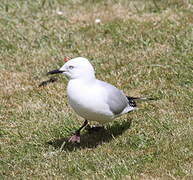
68, 120, 88, 143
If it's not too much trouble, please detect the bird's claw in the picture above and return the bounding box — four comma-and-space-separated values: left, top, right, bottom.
68, 135, 80, 143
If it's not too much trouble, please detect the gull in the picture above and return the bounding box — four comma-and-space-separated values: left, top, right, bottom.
47, 57, 155, 143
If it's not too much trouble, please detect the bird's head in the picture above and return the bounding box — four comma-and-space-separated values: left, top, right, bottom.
47, 57, 95, 80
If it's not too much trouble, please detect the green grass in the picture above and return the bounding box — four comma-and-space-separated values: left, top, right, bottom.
1, 0, 193, 179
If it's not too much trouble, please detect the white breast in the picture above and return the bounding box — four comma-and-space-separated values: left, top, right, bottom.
67, 79, 114, 123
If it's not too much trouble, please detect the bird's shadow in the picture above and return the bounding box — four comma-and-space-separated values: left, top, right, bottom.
47, 119, 132, 151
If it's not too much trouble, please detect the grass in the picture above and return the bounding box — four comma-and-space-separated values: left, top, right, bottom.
0, 0, 193, 179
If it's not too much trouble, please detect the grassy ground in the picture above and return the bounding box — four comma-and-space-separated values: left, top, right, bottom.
0, 0, 193, 179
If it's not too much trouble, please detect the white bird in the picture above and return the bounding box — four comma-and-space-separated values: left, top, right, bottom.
47, 57, 154, 143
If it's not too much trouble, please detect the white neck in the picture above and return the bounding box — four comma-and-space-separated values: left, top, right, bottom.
71, 74, 96, 83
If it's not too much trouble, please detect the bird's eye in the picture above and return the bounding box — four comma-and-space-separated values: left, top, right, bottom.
69, 65, 74, 70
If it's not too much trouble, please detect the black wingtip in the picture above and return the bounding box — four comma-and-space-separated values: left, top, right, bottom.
145, 97, 158, 101
126, 96, 158, 101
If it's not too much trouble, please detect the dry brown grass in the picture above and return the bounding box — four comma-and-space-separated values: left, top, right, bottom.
1, 0, 193, 179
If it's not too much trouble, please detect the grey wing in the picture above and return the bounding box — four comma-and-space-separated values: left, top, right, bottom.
97, 80, 128, 115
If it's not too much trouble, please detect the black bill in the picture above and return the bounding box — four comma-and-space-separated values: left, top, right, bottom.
47, 69, 63, 75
